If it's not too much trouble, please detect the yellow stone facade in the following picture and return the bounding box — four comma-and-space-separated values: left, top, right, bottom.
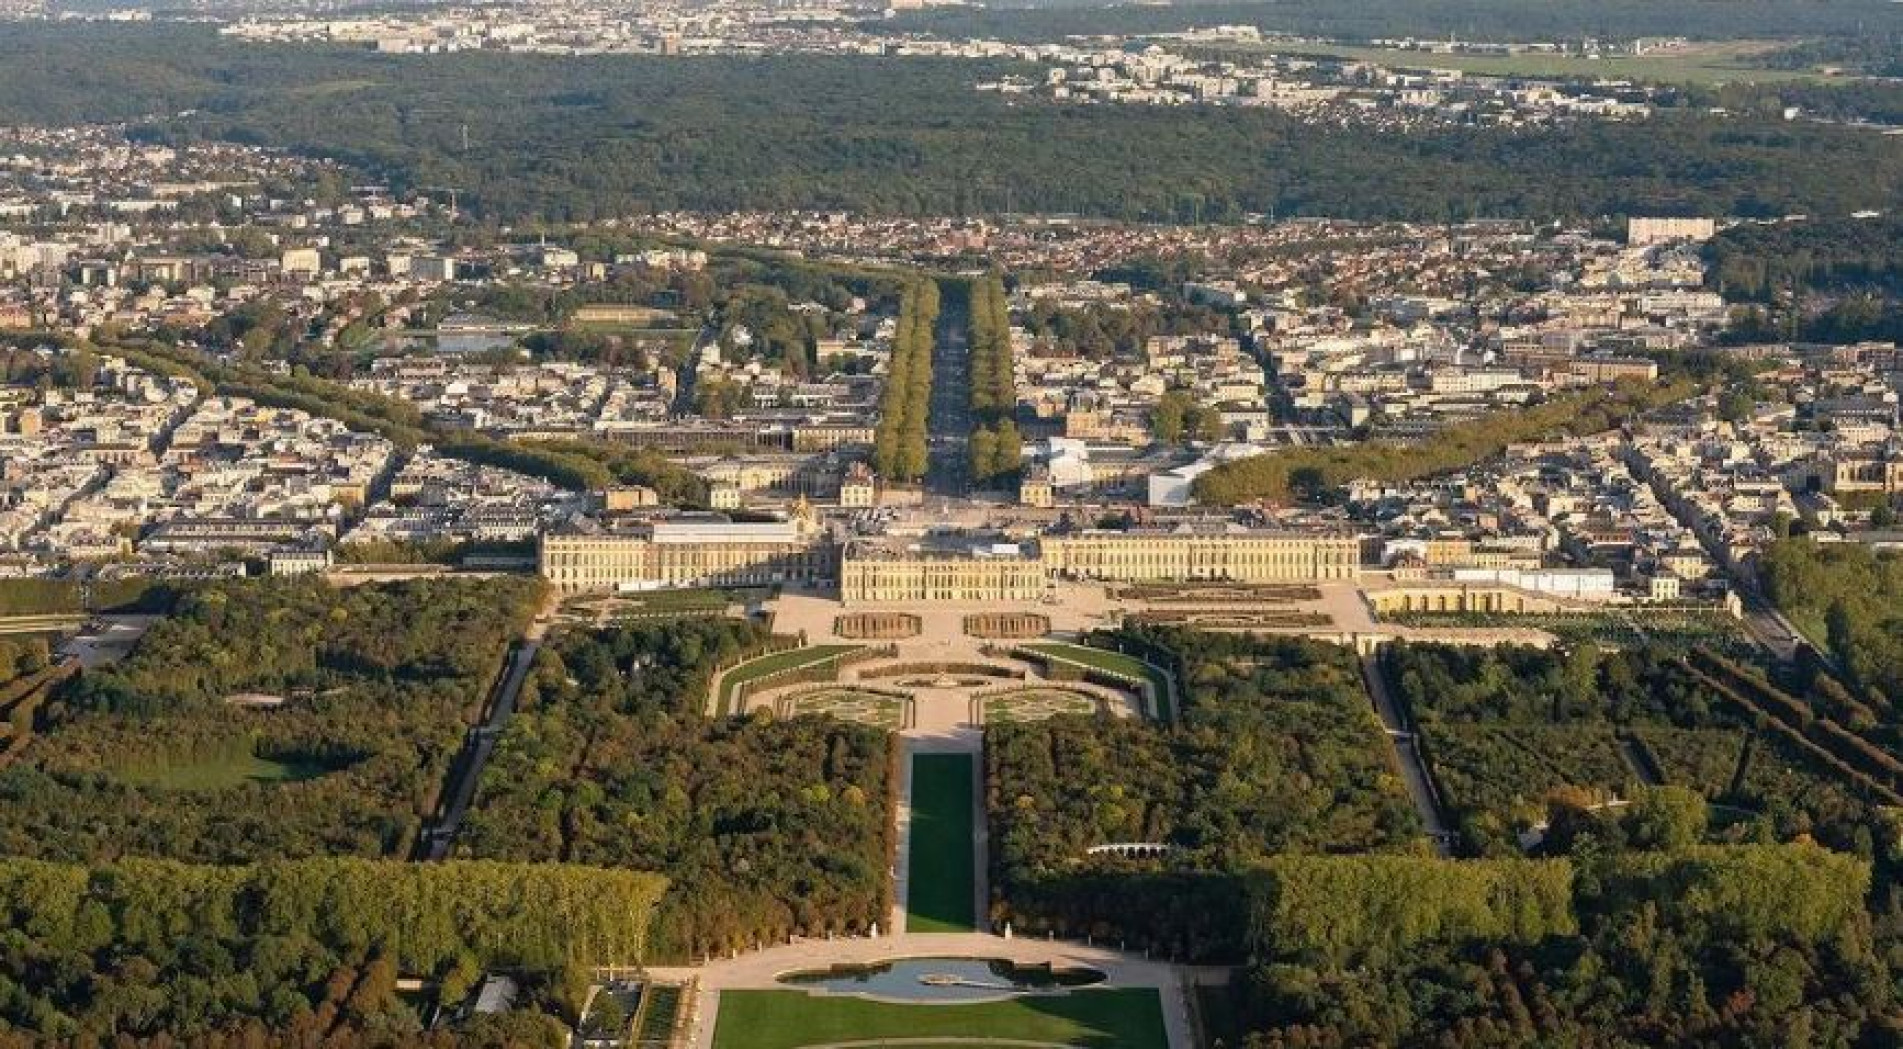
540, 519, 837, 591
840, 547, 1046, 604
545, 522, 1363, 597
1039, 531, 1359, 583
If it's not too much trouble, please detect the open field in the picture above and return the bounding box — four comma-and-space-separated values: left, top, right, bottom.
117, 745, 339, 791
1279, 40, 1825, 84
709, 988, 1169, 1049
906, 754, 976, 934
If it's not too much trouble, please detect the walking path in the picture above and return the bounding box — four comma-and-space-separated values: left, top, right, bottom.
418, 593, 558, 860
1360, 652, 1455, 857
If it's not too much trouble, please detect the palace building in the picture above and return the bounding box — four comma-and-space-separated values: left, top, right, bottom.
539, 505, 837, 591
839, 538, 1046, 604
1039, 525, 1359, 584
542, 512, 1362, 597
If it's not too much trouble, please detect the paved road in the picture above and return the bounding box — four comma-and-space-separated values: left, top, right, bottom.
1360, 653, 1455, 857
924, 285, 971, 499
1732, 584, 1807, 664
418, 637, 540, 860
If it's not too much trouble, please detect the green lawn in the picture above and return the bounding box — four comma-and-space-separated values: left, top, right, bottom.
906, 753, 976, 933
710, 988, 1168, 1049
119, 747, 335, 791
1278, 40, 1823, 85
717, 645, 860, 714
1023, 643, 1176, 721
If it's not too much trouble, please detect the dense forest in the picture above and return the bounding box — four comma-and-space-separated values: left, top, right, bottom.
2, 27, 1902, 223
1381, 641, 1895, 856
1221, 841, 1900, 1046
986, 630, 1420, 958
458, 619, 897, 961
0, 856, 661, 1044
1706, 216, 1903, 301
0, 577, 540, 864
977, 627, 1903, 1041
1193, 379, 1691, 505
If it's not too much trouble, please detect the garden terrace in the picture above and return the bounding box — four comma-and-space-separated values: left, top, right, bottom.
1017, 641, 1177, 722
712, 643, 870, 716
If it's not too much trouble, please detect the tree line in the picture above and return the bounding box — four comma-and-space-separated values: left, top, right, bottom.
872, 279, 939, 484
964, 273, 1022, 487
1193, 379, 1692, 505
1707, 215, 1903, 302
7, 28, 1903, 224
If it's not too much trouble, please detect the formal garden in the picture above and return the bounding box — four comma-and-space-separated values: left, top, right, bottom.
779, 686, 911, 730
978, 686, 1102, 724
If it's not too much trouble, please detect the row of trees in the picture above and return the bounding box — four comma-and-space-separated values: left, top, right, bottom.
459, 619, 897, 961
872, 279, 939, 483
965, 274, 1022, 485
108, 333, 709, 500
0, 856, 661, 1042
1193, 379, 1692, 504
0, 576, 170, 616
0, 577, 541, 864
